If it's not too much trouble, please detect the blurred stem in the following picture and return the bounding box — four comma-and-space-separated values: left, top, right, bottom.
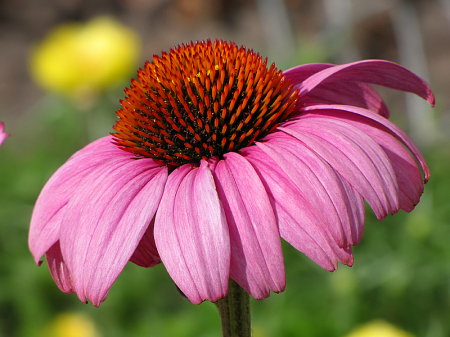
214, 279, 251, 337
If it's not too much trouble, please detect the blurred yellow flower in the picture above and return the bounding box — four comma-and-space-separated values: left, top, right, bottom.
29, 16, 141, 96
345, 320, 415, 337
47, 312, 99, 337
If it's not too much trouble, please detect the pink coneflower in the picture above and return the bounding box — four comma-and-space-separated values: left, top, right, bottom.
29, 40, 434, 307
0, 122, 9, 147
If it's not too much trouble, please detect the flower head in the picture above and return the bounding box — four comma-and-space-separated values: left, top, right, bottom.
29, 40, 434, 306
0, 122, 9, 147
29, 16, 140, 96
113, 40, 298, 168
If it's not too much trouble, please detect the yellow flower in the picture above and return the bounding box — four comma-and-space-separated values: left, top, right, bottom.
29, 16, 140, 96
47, 312, 99, 337
345, 320, 415, 337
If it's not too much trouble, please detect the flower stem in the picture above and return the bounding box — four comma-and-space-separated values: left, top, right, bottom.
214, 279, 251, 337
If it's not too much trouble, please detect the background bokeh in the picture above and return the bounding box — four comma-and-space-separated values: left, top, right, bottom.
1, 0, 450, 336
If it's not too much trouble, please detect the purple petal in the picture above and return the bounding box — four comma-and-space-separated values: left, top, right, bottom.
242, 146, 354, 269
59, 157, 167, 306
46, 241, 75, 293
298, 60, 435, 106
130, 218, 161, 268
29, 136, 127, 264
212, 152, 285, 300
154, 162, 230, 304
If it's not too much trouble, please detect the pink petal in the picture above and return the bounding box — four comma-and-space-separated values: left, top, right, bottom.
262, 133, 366, 244
59, 157, 167, 306
46, 241, 75, 293
305, 82, 391, 117
129, 218, 161, 268
301, 104, 430, 182
382, 146, 422, 212
298, 60, 435, 106
292, 116, 400, 215
283, 63, 333, 84
212, 152, 285, 300
0, 122, 10, 146
241, 146, 354, 269
299, 106, 425, 211
283, 64, 390, 117
154, 162, 230, 304
29, 136, 127, 264
255, 142, 345, 246
275, 125, 390, 220
339, 177, 366, 244
254, 138, 363, 247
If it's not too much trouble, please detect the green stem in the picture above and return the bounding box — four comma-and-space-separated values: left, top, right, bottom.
214, 279, 251, 337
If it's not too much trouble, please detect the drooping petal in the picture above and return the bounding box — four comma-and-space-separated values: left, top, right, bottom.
300, 104, 430, 182
283, 63, 333, 84
255, 142, 345, 246
46, 241, 75, 293
339, 177, 366, 244
154, 162, 230, 304
212, 152, 285, 300
29, 136, 127, 265
59, 156, 167, 306
298, 60, 435, 106
241, 146, 354, 269
264, 133, 366, 244
298, 105, 426, 211
305, 82, 391, 117
130, 218, 161, 268
254, 137, 363, 247
381, 146, 423, 212
283, 64, 390, 117
289, 116, 400, 214
275, 125, 390, 220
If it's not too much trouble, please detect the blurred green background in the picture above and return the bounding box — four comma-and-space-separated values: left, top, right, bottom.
1, 0, 449, 336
